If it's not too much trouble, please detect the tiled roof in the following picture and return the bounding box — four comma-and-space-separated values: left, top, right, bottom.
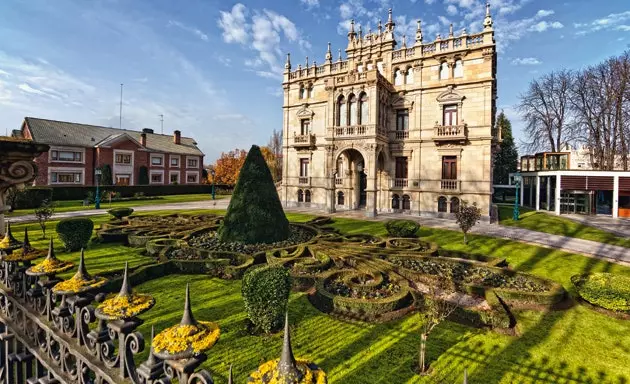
23, 117, 204, 156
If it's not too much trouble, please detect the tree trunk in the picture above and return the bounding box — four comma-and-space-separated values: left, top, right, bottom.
463, 232, 468, 244
419, 333, 428, 373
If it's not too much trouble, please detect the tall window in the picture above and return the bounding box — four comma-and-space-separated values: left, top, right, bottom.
359, 93, 368, 124
396, 110, 409, 131
405, 68, 414, 84
299, 85, 305, 99
337, 158, 344, 175
307, 84, 313, 98
300, 120, 310, 135
402, 195, 411, 210
337, 191, 345, 205
454, 59, 463, 78
300, 159, 309, 177
337, 96, 346, 126
395, 157, 408, 179
348, 94, 357, 126
298, 189, 304, 202
450, 197, 460, 213
394, 69, 404, 85
304, 190, 311, 203
438, 196, 448, 212
392, 194, 400, 209
115, 153, 131, 164
443, 105, 458, 126
442, 156, 457, 180
439, 62, 449, 80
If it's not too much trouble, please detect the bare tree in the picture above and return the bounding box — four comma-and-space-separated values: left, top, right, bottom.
268, 129, 283, 181
518, 70, 576, 153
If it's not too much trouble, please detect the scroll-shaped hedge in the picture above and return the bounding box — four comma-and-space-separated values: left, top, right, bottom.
572, 273, 630, 313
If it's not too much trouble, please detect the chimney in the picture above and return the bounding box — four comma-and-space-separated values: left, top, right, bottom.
173, 130, 181, 145
140, 132, 147, 146
142, 128, 154, 134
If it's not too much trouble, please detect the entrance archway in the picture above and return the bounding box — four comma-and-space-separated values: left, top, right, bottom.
336, 148, 366, 210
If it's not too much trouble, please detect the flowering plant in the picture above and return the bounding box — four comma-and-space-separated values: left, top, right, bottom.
152, 321, 220, 355
27, 257, 73, 275
248, 359, 327, 384
96, 293, 155, 320
52, 275, 107, 294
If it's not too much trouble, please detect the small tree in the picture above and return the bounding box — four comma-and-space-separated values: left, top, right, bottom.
454, 201, 481, 244
242, 265, 291, 333
34, 199, 55, 239
101, 164, 113, 185
419, 279, 461, 374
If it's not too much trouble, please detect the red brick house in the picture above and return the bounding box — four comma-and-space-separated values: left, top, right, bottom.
17, 117, 205, 186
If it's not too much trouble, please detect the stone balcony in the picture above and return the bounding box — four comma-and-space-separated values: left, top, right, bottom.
432, 124, 467, 143
327, 124, 388, 140
292, 133, 316, 148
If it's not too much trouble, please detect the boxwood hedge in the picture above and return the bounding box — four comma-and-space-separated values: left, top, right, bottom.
242, 265, 292, 333
572, 273, 630, 313
56, 218, 94, 251
385, 219, 420, 238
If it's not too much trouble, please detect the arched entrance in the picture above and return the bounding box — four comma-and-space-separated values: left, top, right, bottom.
335, 148, 366, 210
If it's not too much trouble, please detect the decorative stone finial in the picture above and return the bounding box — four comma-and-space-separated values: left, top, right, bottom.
305, 56, 309, 68
338, 48, 342, 62
483, 1, 493, 29
278, 311, 300, 379
385, 8, 395, 31
449, 23, 454, 37
402, 34, 407, 48
348, 19, 356, 41
180, 283, 197, 326
358, 24, 363, 39
326, 42, 332, 63
378, 19, 382, 34
462, 28, 468, 36
285, 53, 291, 70
436, 33, 442, 40
312, 60, 317, 68
118, 261, 132, 297
416, 20, 423, 43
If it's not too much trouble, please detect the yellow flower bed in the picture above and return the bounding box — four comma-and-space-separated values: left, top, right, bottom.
249, 359, 327, 384
97, 293, 155, 319
2, 249, 43, 262
152, 321, 220, 355
52, 275, 107, 294
28, 258, 73, 274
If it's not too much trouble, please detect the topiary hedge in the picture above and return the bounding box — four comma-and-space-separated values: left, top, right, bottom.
56, 218, 94, 251
242, 265, 292, 333
385, 219, 420, 238
108, 207, 134, 220
572, 273, 630, 313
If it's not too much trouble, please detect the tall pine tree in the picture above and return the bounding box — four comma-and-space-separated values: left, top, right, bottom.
493, 112, 519, 185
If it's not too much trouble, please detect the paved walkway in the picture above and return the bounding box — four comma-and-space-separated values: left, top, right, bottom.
6, 200, 630, 265
564, 214, 630, 237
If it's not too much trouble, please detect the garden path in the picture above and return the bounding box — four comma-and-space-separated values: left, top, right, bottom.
8, 198, 630, 265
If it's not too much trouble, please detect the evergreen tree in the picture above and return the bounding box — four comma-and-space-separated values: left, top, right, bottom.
218, 145, 289, 244
493, 112, 519, 185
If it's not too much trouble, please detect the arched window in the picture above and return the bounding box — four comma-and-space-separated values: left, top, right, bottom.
405, 67, 414, 84
402, 195, 411, 210
438, 196, 448, 212
450, 197, 460, 213
439, 62, 449, 80
454, 59, 463, 78
337, 191, 345, 205
348, 94, 357, 126
297, 189, 304, 202
359, 93, 368, 124
394, 68, 404, 85
307, 83, 314, 98
305, 190, 311, 203
392, 194, 400, 210
337, 96, 346, 126
299, 85, 305, 99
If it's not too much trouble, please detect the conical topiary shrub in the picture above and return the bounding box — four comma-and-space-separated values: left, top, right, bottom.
218, 145, 289, 244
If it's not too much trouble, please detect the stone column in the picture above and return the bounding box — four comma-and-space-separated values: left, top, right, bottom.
535, 176, 540, 211
554, 175, 561, 215
519, 177, 524, 207
613, 175, 619, 218
546, 176, 551, 211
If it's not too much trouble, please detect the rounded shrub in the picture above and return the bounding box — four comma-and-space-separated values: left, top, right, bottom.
572, 273, 630, 313
108, 207, 134, 220
56, 218, 94, 251
242, 264, 291, 333
385, 219, 420, 238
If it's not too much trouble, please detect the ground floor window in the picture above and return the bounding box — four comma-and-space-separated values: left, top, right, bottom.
52, 172, 82, 184
392, 194, 400, 209
151, 173, 163, 184
170, 173, 179, 184
438, 196, 448, 212
186, 173, 198, 183
115, 174, 131, 186
402, 195, 410, 210
450, 197, 460, 213
305, 190, 311, 203
337, 191, 345, 205
298, 189, 304, 202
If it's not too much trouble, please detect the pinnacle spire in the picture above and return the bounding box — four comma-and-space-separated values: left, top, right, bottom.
145, 325, 161, 365
278, 311, 300, 379
326, 42, 332, 63
338, 49, 342, 62
285, 53, 291, 70
378, 19, 382, 34
348, 19, 356, 41
45, 238, 57, 261
305, 56, 308, 68
402, 34, 407, 48
416, 20, 423, 43
483, 1, 493, 29
449, 23, 454, 37
118, 261, 132, 297
74, 249, 91, 281
180, 283, 197, 326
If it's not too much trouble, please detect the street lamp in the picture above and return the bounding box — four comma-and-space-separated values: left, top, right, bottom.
210, 169, 216, 200
513, 171, 522, 221
95, 169, 102, 209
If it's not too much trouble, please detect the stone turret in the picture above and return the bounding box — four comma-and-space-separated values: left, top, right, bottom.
415, 20, 423, 44
483, 1, 493, 30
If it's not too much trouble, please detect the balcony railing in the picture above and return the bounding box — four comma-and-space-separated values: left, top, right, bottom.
393, 178, 408, 188
292, 133, 316, 147
432, 124, 467, 142
441, 179, 460, 191
298, 176, 310, 185
393, 130, 409, 140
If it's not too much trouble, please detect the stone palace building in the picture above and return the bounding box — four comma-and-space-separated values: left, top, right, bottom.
279, 5, 498, 218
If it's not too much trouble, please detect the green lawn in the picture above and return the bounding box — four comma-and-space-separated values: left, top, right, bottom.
498, 205, 630, 249
6, 193, 228, 217
7, 212, 630, 384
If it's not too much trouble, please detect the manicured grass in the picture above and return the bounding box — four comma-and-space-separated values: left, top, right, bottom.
6, 193, 228, 217
7, 212, 630, 383
497, 205, 630, 248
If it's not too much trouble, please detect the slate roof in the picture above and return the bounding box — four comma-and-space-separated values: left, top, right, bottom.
23, 117, 204, 156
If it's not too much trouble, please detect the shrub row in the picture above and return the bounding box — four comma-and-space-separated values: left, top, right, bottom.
9, 187, 53, 210
48, 184, 233, 201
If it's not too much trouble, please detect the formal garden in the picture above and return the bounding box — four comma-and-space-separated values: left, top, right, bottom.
1, 146, 629, 383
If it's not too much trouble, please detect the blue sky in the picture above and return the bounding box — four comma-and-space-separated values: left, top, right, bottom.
0, 0, 629, 162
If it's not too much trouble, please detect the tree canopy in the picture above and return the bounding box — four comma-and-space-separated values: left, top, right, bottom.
493, 112, 519, 185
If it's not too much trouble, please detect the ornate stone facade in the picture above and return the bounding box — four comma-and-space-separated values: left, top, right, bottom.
280, 5, 498, 219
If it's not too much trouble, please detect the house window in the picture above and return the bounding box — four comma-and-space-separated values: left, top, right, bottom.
307, 84, 314, 98
450, 197, 460, 213
337, 96, 346, 126
443, 105, 458, 126
151, 156, 163, 166
405, 68, 414, 84
300, 120, 310, 135
395, 157, 408, 179
186, 173, 198, 183
402, 195, 411, 210
454, 59, 463, 78
357, 64, 364, 73
170, 173, 179, 184
151, 173, 163, 183
115, 154, 132, 164
438, 196, 448, 212
442, 156, 457, 180
116, 174, 131, 186
337, 191, 345, 205
170, 156, 180, 167
392, 194, 400, 209
439, 62, 449, 79
305, 190, 311, 203
299, 85, 305, 99
348, 94, 357, 126
300, 159, 309, 177
396, 110, 409, 131
51, 150, 82, 162
298, 189, 304, 202
187, 158, 199, 168
51, 172, 82, 184
359, 93, 368, 125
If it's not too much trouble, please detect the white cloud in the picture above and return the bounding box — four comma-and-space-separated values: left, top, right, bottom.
424, 0, 436, 4
617, 25, 630, 32
528, 21, 563, 32
574, 11, 630, 35
511, 57, 542, 65
218, 3, 249, 44
438, 15, 451, 26
167, 20, 208, 41
217, 56, 232, 67
266, 86, 283, 97
536, 9, 554, 18
446, 5, 458, 16
300, 0, 320, 9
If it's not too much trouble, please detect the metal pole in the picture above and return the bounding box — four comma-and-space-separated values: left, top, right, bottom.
513, 172, 520, 221
95, 170, 101, 209
212, 174, 216, 200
